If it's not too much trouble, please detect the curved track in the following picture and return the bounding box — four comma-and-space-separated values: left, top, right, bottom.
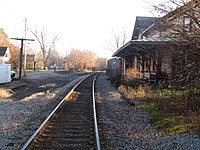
21, 73, 101, 150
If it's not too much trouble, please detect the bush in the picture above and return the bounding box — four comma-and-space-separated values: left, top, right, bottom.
115, 67, 200, 134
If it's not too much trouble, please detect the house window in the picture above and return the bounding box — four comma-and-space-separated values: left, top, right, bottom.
183, 17, 191, 32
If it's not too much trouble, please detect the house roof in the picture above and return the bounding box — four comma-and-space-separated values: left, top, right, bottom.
0, 47, 8, 56
131, 16, 158, 40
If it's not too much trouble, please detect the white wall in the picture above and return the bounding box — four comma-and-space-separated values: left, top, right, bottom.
0, 64, 11, 84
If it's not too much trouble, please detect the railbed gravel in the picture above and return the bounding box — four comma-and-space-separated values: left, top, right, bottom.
0, 75, 85, 150
96, 73, 200, 150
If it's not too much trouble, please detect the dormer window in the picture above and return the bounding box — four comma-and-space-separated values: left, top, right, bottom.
183, 16, 191, 32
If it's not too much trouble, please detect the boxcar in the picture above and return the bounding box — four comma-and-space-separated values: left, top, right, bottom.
107, 57, 124, 78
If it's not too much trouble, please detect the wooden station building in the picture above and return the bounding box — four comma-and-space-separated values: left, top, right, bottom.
112, 0, 200, 81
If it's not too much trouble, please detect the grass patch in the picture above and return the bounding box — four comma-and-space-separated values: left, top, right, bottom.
137, 102, 188, 134
167, 124, 186, 134
138, 103, 161, 118
117, 69, 200, 134
119, 85, 200, 134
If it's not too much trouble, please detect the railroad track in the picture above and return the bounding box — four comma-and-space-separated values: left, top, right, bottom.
21, 73, 101, 150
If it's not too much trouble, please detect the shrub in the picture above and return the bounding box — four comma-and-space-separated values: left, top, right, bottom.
117, 68, 200, 134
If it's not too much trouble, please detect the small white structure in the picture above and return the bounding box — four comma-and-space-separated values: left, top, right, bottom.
0, 47, 11, 64
0, 64, 11, 84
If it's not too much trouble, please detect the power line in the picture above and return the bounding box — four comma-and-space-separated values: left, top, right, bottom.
10, 38, 35, 80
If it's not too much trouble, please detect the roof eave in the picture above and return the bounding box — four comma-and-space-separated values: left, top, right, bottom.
112, 41, 132, 57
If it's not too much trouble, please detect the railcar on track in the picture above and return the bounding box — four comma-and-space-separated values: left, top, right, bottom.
107, 57, 124, 79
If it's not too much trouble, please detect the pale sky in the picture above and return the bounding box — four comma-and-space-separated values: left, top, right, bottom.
0, 0, 160, 58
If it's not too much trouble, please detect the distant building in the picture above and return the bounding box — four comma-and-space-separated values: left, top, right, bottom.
0, 47, 11, 64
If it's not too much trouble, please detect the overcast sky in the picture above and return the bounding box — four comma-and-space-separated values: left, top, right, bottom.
0, 0, 161, 58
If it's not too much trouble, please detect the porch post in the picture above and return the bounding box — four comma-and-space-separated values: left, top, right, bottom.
134, 56, 137, 70
122, 58, 126, 76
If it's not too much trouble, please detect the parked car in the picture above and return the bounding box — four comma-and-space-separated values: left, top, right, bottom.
11, 71, 15, 80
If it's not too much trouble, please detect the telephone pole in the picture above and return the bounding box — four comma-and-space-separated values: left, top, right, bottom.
24, 18, 27, 76
10, 38, 34, 80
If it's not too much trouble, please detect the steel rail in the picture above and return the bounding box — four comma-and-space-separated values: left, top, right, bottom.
20, 74, 91, 150
92, 73, 101, 150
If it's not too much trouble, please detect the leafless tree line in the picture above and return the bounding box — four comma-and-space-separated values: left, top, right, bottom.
29, 28, 108, 71
107, 28, 128, 52
0, 26, 108, 71
29, 27, 60, 69
66, 49, 107, 71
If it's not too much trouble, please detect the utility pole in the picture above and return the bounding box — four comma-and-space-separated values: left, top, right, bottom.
10, 38, 34, 80
24, 18, 27, 76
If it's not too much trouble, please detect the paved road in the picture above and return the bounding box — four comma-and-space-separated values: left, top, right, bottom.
15, 70, 73, 80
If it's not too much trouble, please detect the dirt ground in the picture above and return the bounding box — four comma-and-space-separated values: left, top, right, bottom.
0, 70, 87, 100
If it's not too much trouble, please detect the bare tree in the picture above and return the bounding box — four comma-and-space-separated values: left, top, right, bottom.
46, 46, 64, 69
150, 0, 189, 15
0, 28, 10, 47
151, 0, 200, 88
95, 57, 107, 70
107, 28, 128, 52
29, 27, 59, 69
67, 49, 96, 71
0, 28, 21, 69
67, 49, 81, 70
8, 43, 20, 70
34, 51, 44, 70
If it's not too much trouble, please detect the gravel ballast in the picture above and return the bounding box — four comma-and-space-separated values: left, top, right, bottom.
1, 72, 200, 150
96, 73, 200, 150
0, 72, 85, 150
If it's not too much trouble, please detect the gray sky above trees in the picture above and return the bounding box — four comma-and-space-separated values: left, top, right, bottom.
0, 0, 162, 58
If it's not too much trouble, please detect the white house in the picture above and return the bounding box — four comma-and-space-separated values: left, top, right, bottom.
0, 47, 11, 64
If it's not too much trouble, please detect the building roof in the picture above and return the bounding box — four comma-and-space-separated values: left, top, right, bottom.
112, 38, 183, 57
144, 0, 198, 35
0, 47, 8, 57
112, 0, 200, 58
131, 16, 158, 40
